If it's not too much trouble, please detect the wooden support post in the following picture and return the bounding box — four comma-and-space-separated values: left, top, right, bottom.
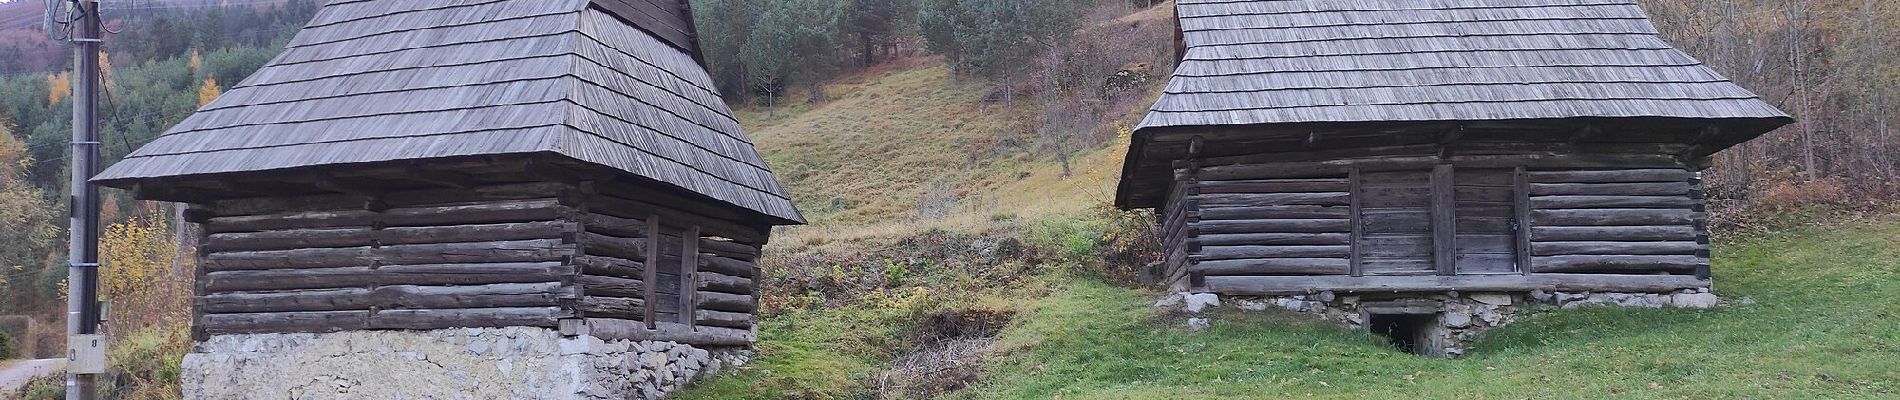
1513, 166, 1533, 275
1185, 135, 1205, 290
681, 226, 700, 330
643, 215, 660, 330
1348, 166, 1363, 277
1431, 164, 1457, 275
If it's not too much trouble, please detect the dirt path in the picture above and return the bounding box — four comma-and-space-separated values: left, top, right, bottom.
0, 358, 64, 394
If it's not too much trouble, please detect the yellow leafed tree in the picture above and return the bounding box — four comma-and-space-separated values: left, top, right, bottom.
47, 72, 71, 105
99, 52, 118, 91
198, 77, 221, 107
101, 212, 192, 331
0, 128, 58, 275
187, 49, 202, 76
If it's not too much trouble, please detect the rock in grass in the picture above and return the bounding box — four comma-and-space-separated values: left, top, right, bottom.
1187, 318, 1211, 331
1183, 293, 1220, 313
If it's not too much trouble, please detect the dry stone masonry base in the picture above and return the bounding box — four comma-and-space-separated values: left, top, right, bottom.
1160, 288, 1719, 357
181, 327, 749, 399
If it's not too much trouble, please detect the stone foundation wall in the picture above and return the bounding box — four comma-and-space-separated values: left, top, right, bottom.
1161, 288, 1720, 357
181, 327, 750, 399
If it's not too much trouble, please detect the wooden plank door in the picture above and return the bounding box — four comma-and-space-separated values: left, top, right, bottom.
1452, 168, 1519, 274
1355, 170, 1436, 275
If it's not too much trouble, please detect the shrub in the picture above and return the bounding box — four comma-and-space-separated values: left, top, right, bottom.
0, 315, 27, 359
0, 328, 13, 359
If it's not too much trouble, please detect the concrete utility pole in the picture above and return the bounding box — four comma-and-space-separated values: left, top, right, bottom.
64, 0, 105, 399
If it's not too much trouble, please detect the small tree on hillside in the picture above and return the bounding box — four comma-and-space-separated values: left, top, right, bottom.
742, 0, 844, 108
845, 0, 916, 66
693, 0, 759, 99
916, 0, 969, 75
919, 0, 1087, 108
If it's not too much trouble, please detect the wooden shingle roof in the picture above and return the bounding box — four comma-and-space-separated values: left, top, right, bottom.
95, 0, 804, 224
1115, 0, 1793, 209
1140, 0, 1791, 129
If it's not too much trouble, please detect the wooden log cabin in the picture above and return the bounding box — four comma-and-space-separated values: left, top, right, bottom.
1121, 0, 1793, 296
92, 0, 800, 347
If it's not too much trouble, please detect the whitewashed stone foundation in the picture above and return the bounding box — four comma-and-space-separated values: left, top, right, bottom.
1163, 288, 1719, 357
181, 327, 749, 399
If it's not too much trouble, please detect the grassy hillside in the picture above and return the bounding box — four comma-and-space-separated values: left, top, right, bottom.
685, 213, 1899, 399
740, 60, 1149, 248
964, 219, 1899, 399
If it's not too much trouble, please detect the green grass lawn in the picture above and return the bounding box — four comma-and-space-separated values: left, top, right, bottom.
685, 219, 1900, 399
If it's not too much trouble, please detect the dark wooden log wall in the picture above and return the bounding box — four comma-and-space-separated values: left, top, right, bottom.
573, 181, 761, 343
194, 183, 579, 336
1158, 168, 1198, 291
190, 179, 766, 346
1525, 168, 1710, 275
1160, 153, 1711, 292
1180, 163, 1355, 281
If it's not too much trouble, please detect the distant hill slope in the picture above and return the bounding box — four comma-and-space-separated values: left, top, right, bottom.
734, 3, 1176, 245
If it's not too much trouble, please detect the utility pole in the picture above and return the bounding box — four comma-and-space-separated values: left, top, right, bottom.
64, 0, 105, 399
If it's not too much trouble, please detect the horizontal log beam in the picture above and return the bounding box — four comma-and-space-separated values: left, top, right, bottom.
577, 232, 649, 262
1531, 209, 1695, 227
697, 271, 754, 295
1203, 274, 1711, 295
202, 221, 570, 252
201, 283, 569, 314
578, 275, 645, 298
1530, 182, 1691, 196
203, 199, 563, 233
697, 291, 755, 313
201, 262, 574, 292
1194, 219, 1351, 234
201, 310, 368, 335
1530, 226, 1699, 242
1197, 179, 1350, 194
367, 307, 566, 330
1530, 196, 1697, 210
1197, 193, 1350, 207
577, 212, 647, 239
582, 319, 753, 346
1196, 232, 1351, 246
577, 296, 644, 319
1198, 245, 1351, 260
204, 239, 574, 271
1191, 258, 1351, 276
1531, 241, 1703, 256
1526, 169, 1691, 184
699, 239, 761, 261
572, 256, 644, 280
1532, 255, 1707, 273
1199, 205, 1351, 220
205, 182, 568, 217
694, 309, 754, 329
699, 255, 757, 279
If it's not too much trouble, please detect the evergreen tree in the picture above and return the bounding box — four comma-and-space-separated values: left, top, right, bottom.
740, 0, 843, 107
845, 0, 913, 66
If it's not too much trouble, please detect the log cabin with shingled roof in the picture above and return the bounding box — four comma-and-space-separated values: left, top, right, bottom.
93, 0, 798, 350
1122, 0, 1793, 355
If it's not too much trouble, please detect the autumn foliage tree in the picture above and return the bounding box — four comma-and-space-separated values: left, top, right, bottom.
0, 125, 61, 314
198, 78, 222, 107
101, 211, 192, 332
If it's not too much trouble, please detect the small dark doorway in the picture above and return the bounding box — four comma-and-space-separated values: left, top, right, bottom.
1367, 313, 1441, 355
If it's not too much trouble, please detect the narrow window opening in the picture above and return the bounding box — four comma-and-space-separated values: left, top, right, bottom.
1368, 313, 1438, 355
